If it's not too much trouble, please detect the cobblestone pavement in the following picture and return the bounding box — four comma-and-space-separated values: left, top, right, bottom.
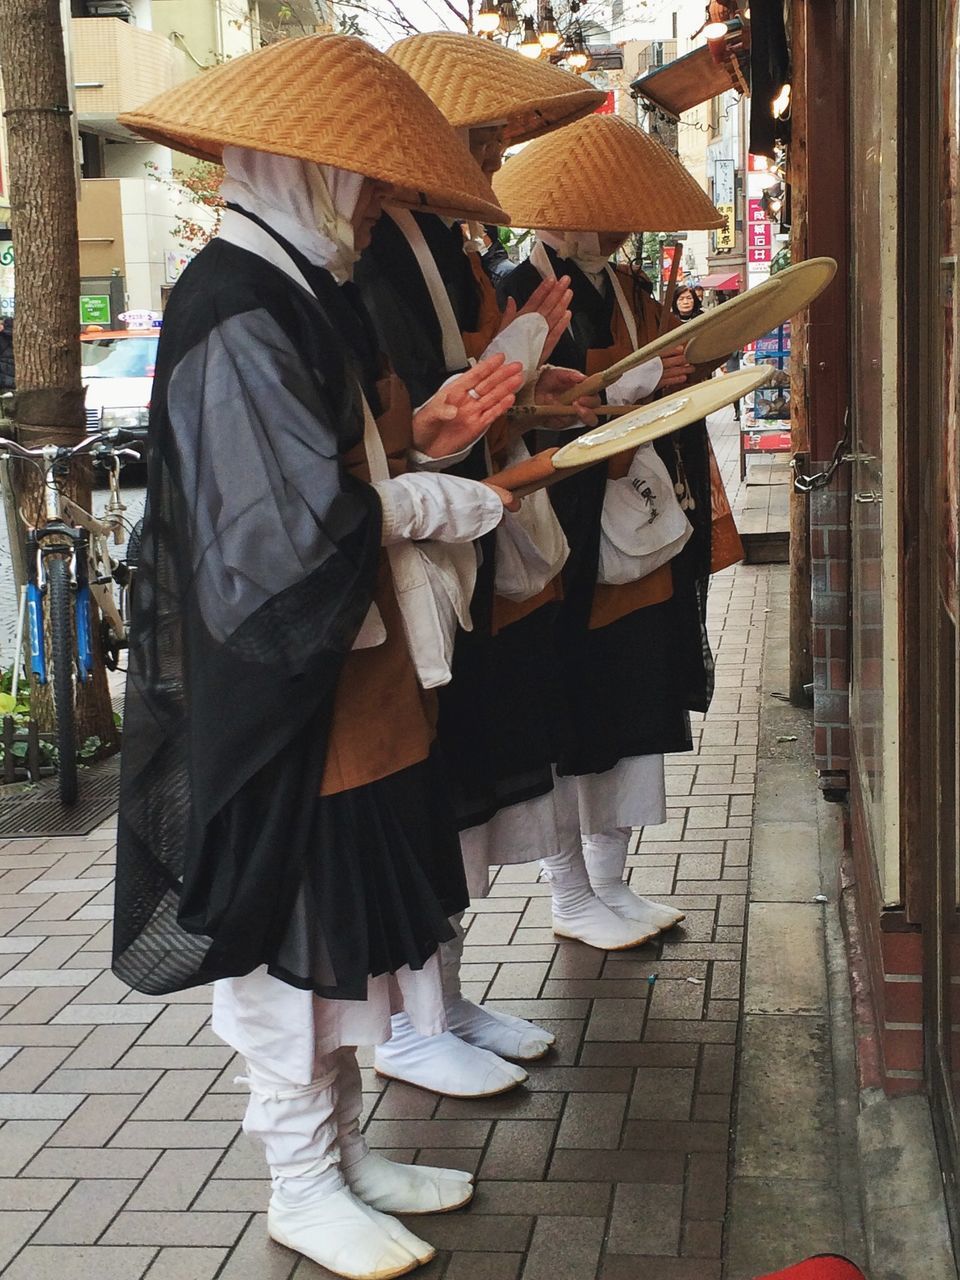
0, 416, 772, 1280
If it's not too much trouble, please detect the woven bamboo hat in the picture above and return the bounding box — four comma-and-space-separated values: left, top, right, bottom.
494, 113, 724, 232
388, 32, 605, 144
117, 34, 508, 223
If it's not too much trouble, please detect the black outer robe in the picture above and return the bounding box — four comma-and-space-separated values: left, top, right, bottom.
113, 226, 464, 999
356, 213, 567, 831
499, 249, 715, 776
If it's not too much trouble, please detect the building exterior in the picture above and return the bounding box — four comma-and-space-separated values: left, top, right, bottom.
784, 0, 960, 1256
601, 2, 749, 292
0, 0, 333, 321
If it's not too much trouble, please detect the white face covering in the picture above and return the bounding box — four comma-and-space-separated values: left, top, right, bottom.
220, 147, 366, 282
536, 229, 616, 284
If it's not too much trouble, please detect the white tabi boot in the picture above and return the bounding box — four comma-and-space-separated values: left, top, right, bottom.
543, 831, 660, 950
242, 1055, 435, 1279
583, 828, 685, 932
440, 913, 554, 1061
374, 1010, 528, 1098
334, 1047, 474, 1213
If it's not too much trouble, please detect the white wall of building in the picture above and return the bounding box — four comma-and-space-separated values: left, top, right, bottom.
117, 174, 215, 310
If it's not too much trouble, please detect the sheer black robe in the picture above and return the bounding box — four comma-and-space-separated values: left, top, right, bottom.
356, 213, 566, 831
113, 228, 464, 999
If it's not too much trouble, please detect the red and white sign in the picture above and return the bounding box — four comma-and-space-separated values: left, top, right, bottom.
748, 221, 771, 248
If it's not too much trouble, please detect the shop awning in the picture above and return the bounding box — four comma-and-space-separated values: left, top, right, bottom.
699, 271, 741, 290
630, 18, 750, 118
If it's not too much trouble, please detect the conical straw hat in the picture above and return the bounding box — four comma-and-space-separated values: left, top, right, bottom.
494, 113, 724, 232
388, 32, 605, 144
118, 34, 508, 223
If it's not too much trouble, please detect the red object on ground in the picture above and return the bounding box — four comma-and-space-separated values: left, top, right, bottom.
757, 1257, 867, 1280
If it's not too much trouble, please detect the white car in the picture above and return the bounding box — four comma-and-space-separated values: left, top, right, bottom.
80, 328, 159, 434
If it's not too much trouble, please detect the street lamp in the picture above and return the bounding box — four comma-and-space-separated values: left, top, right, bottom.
538, 6, 562, 51
476, 0, 501, 35
498, 0, 519, 33
704, 20, 730, 63
519, 16, 542, 57
565, 24, 590, 72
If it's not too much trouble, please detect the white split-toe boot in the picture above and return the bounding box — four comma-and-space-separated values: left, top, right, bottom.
241, 1055, 436, 1279
543, 831, 660, 951
334, 1047, 474, 1213
373, 911, 554, 1097
582, 827, 686, 932
440, 913, 554, 1061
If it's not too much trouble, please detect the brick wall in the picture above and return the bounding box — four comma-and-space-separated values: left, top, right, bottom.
810, 470, 851, 783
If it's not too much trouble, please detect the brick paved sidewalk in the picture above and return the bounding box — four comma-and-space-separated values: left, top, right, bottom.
0, 416, 771, 1280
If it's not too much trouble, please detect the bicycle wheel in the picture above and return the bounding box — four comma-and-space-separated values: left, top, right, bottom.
47, 555, 78, 806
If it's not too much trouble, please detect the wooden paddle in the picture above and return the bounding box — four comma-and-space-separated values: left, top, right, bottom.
507, 403, 640, 422
487, 447, 594, 499
659, 246, 683, 333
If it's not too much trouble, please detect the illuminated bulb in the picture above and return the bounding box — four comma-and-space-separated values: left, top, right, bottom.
476, 0, 500, 35
538, 6, 562, 50
566, 26, 590, 72
772, 82, 791, 116
519, 16, 542, 56
704, 21, 729, 38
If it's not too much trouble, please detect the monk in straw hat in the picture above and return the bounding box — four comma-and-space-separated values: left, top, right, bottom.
495, 112, 741, 939
112, 34, 537, 1279
356, 33, 661, 1104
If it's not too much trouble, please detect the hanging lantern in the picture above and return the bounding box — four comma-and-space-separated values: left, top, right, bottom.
566, 26, 591, 72
538, 6, 562, 51
476, 0, 500, 35
519, 15, 542, 57
498, 0, 519, 33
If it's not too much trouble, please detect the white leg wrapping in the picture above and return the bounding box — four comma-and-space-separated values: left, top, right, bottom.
542, 785, 659, 950
241, 1051, 435, 1278
583, 828, 685, 932
334, 1047, 473, 1214
441, 913, 555, 1062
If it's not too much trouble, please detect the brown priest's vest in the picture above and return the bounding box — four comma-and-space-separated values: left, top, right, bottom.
461, 255, 564, 635
320, 372, 437, 797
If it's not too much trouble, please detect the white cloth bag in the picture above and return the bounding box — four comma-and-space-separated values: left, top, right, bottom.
493, 437, 569, 601
597, 443, 692, 585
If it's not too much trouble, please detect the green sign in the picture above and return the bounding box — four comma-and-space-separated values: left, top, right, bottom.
79, 295, 110, 325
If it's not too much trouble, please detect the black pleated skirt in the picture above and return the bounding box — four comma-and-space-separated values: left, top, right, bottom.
555, 595, 695, 778
268, 750, 468, 1001
436, 602, 572, 831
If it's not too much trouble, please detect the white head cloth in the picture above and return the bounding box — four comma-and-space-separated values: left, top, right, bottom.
536, 229, 613, 287
220, 147, 365, 282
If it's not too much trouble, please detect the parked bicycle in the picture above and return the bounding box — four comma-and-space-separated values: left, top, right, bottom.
0, 427, 146, 805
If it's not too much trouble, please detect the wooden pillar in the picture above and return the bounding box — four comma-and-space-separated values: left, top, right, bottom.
788, 0, 851, 706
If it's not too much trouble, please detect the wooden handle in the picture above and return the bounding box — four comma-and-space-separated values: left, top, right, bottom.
507, 403, 640, 422
488, 447, 560, 494
509, 460, 597, 498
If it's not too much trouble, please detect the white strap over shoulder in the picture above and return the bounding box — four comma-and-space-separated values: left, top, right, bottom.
604, 265, 640, 350
386, 206, 471, 374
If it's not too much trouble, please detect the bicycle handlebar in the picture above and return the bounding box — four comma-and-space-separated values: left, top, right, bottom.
0, 427, 147, 463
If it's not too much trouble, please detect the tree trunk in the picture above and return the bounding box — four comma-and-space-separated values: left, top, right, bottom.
0, 0, 119, 757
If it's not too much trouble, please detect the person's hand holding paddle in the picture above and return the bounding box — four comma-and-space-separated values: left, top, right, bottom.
657, 344, 695, 391
534, 366, 601, 428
